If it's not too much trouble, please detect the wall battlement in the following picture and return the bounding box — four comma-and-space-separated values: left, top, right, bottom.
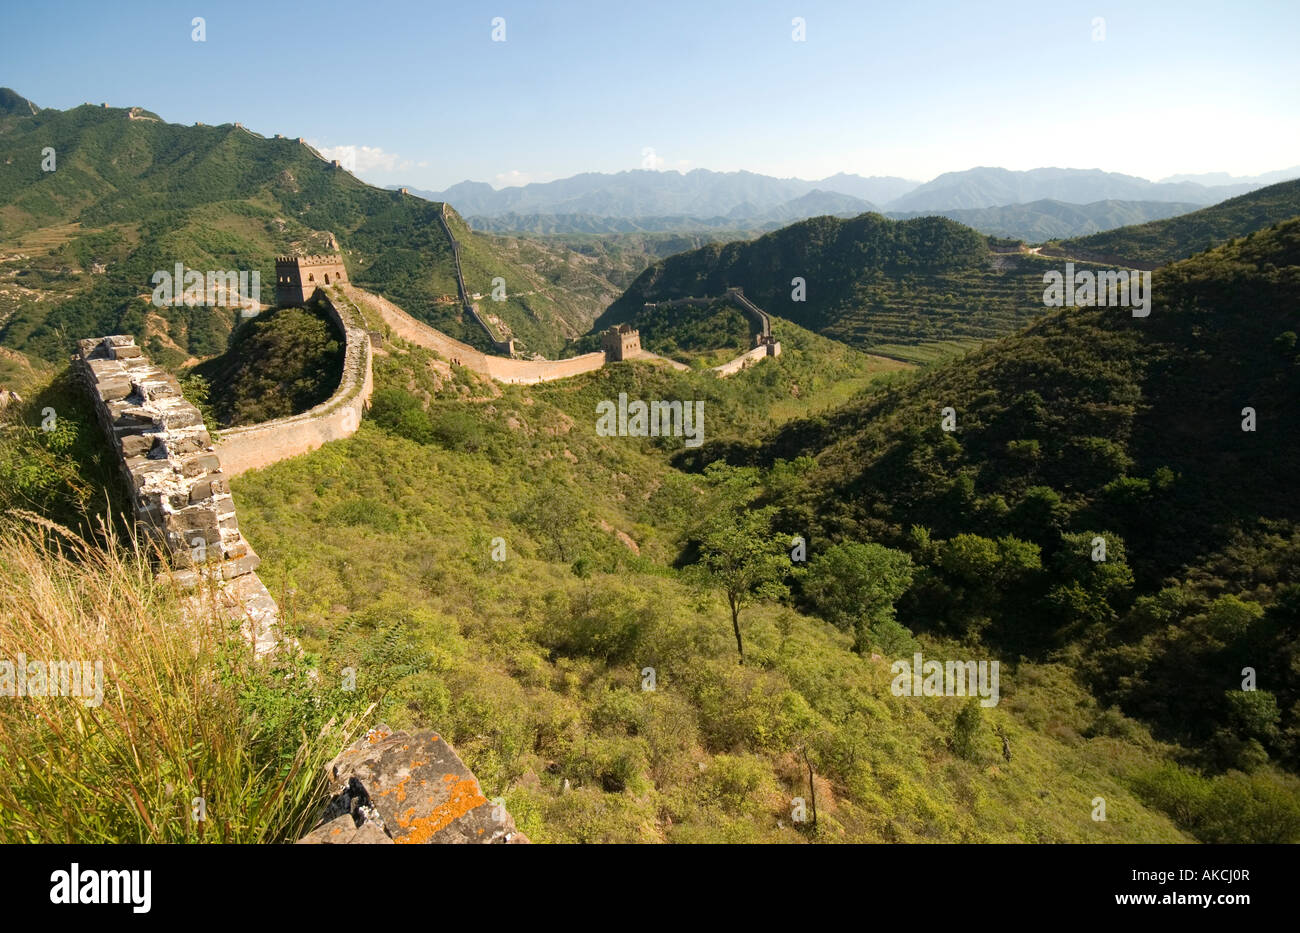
601, 323, 642, 361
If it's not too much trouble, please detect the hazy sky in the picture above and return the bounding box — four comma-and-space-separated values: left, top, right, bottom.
3, 0, 1297, 190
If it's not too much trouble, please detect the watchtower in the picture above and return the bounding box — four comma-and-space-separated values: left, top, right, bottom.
275, 254, 348, 307
602, 323, 641, 362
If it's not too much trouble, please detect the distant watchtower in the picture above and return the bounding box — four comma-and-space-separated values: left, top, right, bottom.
602, 323, 641, 362
275, 254, 348, 307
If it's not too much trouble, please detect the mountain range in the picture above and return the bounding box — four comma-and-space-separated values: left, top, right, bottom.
395, 165, 1300, 240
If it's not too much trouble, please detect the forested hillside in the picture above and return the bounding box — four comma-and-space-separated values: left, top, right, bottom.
599, 212, 1114, 363
1055, 178, 1300, 267
0, 90, 601, 365
695, 219, 1300, 784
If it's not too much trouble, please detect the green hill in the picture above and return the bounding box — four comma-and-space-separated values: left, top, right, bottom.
1054, 178, 1300, 268
597, 212, 1118, 364
191, 299, 344, 428
700, 219, 1300, 789
0, 90, 602, 367
5, 220, 1297, 842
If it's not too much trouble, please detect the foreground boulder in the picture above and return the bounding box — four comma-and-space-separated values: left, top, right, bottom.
297, 725, 527, 844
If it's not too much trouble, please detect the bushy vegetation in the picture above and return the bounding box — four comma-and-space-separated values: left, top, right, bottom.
702, 219, 1300, 782
597, 213, 1124, 363
192, 301, 343, 427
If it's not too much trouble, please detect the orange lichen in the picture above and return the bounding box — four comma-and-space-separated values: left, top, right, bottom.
393, 779, 487, 844
379, 775, 412, 804
442, 773, 457, 783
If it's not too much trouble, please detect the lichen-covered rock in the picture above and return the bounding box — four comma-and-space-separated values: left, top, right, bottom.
295, 813, 394, 845
299, 724, 525, 844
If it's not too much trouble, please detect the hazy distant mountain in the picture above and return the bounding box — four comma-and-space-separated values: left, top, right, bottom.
467, 190, 874, 236
467, 213, 766, 235
401, 164, 1296, 238
810, 173, 917, 204
392, 169, 908, 220
885, 167, 1261, 212
1159, 166, 1300, 187
885, 198, 1203, 243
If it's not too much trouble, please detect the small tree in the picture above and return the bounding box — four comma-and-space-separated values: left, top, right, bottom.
693, 463, 789, 663
952, 700, 983, 761
801, 541, 914, 653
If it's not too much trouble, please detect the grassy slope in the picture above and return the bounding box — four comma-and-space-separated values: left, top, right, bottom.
689, 220, 1300, 816
215, 315, 1197, 843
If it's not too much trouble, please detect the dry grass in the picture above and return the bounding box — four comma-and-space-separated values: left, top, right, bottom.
0, 513, 361, 843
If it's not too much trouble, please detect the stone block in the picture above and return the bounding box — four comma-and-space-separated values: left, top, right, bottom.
180, 453, 221, 478
296, 814, 393, 845
114, 407, 156, 430
88, 357, 124, 378
134, 376, 181, 402
158, 431, 211, 458
110, 344, 143, 360
315, 725, 520, 844
155, 407, 203, 430
219, 551, 261, 579
97, 376, 134, 402
188, 476, 227, 502
166, 508, 220, 545
127, 458, 171, 488
119, 434, 153, 458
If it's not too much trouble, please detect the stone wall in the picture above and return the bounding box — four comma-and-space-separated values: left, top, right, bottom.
76, 336, 516, 828
436, 204, 515, 355
73, 334, 282, 654
711, 340, 782, 377
214, 287, 373, 476
345, 285, 608, 384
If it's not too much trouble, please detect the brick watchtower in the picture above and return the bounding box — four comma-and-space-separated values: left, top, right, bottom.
275, 254, 348, 307
601, 323, 641, 362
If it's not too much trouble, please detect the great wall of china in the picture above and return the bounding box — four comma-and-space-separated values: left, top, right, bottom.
436, 203, 516, 355
214, 288, 373, 476
643, 286, 783, 376
74, 322, 524, 843
68, 236, 786, 843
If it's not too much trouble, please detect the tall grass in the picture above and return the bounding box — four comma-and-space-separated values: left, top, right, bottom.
0, 513, 362, 843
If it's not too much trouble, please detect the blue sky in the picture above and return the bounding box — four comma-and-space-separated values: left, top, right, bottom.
2, 0, 1297, 190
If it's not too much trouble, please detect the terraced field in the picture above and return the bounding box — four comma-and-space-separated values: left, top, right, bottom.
822, 254, 1115, 362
